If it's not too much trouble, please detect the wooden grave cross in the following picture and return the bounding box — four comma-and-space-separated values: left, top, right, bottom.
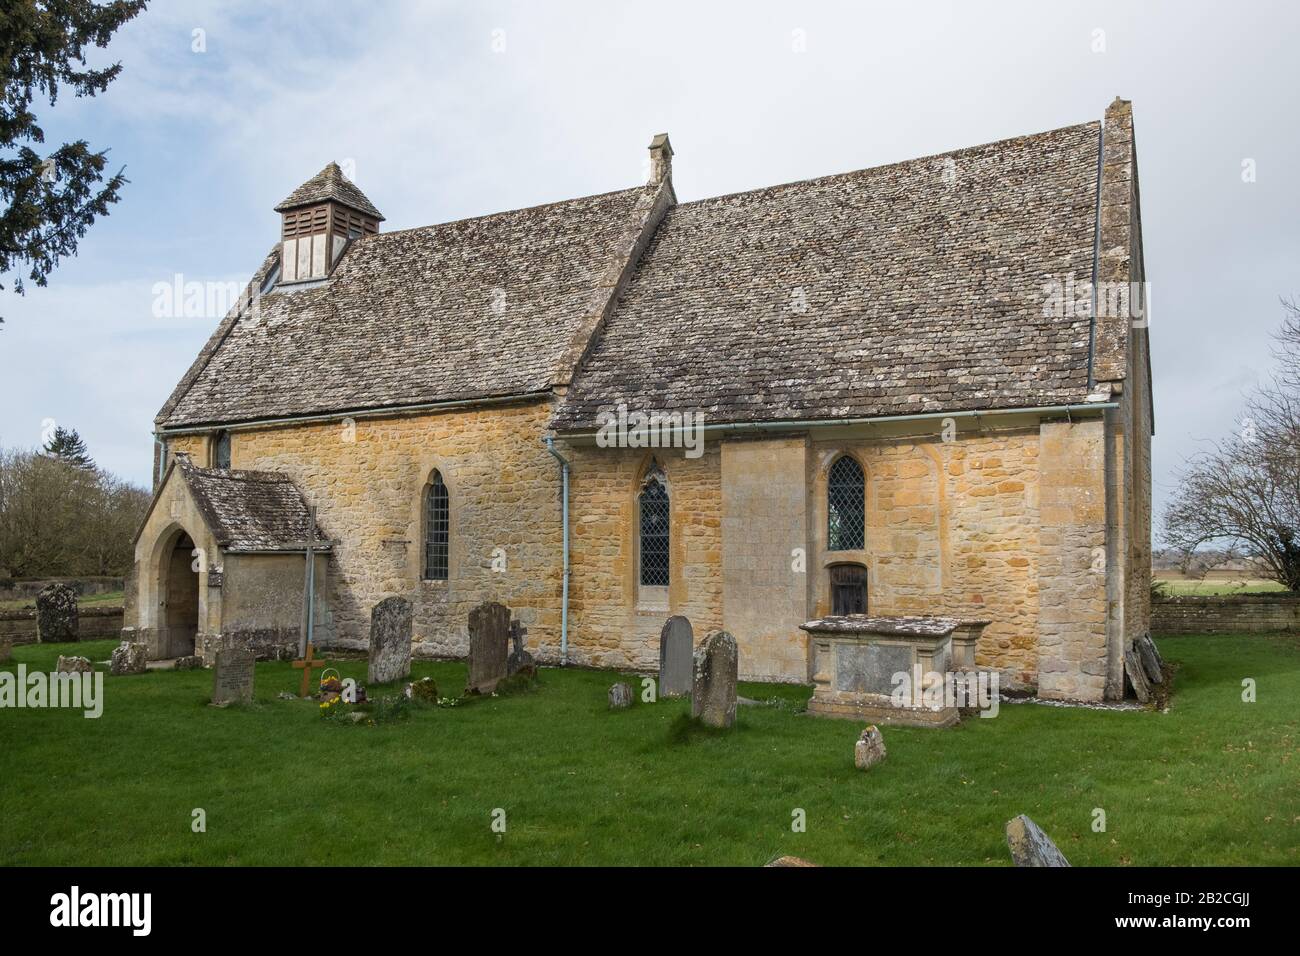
293, 642, 328, 698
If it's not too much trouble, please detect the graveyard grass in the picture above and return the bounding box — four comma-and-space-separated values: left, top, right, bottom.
2, 634, 1296, 866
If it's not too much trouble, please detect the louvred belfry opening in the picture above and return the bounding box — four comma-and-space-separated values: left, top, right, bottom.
273, 162, 384, 282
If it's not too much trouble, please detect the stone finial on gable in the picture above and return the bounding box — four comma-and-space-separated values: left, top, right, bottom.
648, 133, 673, 185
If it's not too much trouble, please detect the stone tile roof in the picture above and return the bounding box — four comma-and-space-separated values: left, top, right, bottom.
159, 186, 655, 427
551, 122, 1102, 430
274, 162, 385, 220
177, 456, 328, 552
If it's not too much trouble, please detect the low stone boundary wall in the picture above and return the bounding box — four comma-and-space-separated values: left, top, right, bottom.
0, 577, 123, 602
1152, 594, 1300, 634
0, 606, 124, 645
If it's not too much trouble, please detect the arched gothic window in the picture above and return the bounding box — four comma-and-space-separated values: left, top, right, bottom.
423, 470, 449, 581
639, 468, 670, 587
214, 430, 232, 470
828, 455, 865, 551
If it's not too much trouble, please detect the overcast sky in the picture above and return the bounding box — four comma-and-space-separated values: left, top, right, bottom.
1, 0, 1296, 533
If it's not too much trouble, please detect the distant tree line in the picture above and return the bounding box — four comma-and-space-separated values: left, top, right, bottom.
0, 427, 149, 577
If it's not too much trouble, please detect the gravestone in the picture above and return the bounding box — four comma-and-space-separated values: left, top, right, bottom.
1124, 643, 1151, 703
36, 583, 79, 643
109, 641, 148, 676
608, 682, 632, 709
173, 655, 204, 671
56, 655, 92, 674
368, 596, 413, 685
212, 646, 255, 706
466, 601, 510, 694
1137, 633, 1163, 684
658, 615, 693, 697
404, 676, 439, 702
0, 638, 11, 663
507, 618, 534, 676
691, 630, 738, 728
1005, 814, 1071, 867
854, 725, 887, 770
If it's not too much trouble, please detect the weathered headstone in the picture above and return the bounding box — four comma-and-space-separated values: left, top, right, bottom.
1137, 633, 1163, 684
173, 655, 204, 671
658, 615, 693, 697
691, 630, 738, 728
854, 725, 887, 770
211, 646, 255, 706
36, 583, 78, 643
608, 682, 632, 709
0, 638, 11, 663
1005, 814, 1071, 867
466, 601, 510, 694
109, 640, 148, 676
368, 596, 413, 685
1124, 643, 1151, 703
404, 676, 439, 702
507, 618, 534, 676
56, 655, 93, 674
765, 856, 819, 867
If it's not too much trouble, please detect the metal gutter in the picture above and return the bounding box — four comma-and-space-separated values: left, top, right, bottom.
1087, 122, 1104, 389
554, 402, 1118, 442
543, 436, 571, 666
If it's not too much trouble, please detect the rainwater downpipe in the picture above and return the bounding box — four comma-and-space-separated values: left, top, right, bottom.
543, 436, 570, 665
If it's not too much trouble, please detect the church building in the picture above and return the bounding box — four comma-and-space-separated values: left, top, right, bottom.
125, 97, 1152, 702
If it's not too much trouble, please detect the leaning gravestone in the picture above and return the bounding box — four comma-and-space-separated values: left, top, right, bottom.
36, 583, 79, 643
691, 630, 738, 728
1005, 814, 1071, 867
466, 601, 510, 694
608, 682, 632, 709
368, 596, 413, 685
658, 615, 693, 697
109, 640, 148, 676
211, 646, 255, 706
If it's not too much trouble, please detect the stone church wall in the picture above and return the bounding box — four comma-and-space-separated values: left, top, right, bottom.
561, 442, 724, 672
180, 400, 565, 661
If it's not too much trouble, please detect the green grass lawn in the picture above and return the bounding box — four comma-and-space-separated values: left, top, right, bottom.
0, 590, 124, 612
1, 634, 1297, 866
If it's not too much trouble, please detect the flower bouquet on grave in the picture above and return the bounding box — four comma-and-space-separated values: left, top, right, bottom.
318, 668, 343, 699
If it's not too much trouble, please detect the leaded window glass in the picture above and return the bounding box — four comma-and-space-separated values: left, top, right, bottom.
214, 430, 231, 470
423, 470, 449, 581
639, 474, 670, 587
828, 455, 865, 551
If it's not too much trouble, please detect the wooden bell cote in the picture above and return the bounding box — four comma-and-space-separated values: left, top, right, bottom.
273, 162, 384, 283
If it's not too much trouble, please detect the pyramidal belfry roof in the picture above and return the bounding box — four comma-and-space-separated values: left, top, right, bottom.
273, 162, 385, 220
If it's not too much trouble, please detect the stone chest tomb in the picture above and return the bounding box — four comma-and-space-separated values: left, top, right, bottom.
801, 615, 989, 728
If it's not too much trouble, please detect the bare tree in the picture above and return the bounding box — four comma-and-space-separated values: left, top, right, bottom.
1163, 299, 1300, 590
